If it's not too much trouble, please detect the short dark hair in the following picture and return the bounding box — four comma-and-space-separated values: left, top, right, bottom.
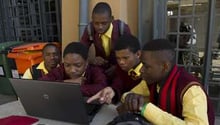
114, 34, 141, 53
63, 42, 88, 60
92, 2, 112, 17
143, 39, 175, 51
143, 39, 176, 64
42, 43, 60, 54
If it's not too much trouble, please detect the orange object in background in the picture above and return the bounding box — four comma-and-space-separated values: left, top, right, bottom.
7, 52, 43, 75
7, 42, 60, 75
11, 42, 60, 53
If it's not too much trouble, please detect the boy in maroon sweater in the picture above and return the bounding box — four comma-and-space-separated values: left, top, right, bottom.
39, 42, 107, 97
87, 34, 142, 104
80, 2, 131, 79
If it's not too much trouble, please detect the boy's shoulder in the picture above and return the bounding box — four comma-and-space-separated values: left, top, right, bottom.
87, 20, 126, 40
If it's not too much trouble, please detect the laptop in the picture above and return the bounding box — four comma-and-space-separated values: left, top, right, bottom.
9, 78, 101, 125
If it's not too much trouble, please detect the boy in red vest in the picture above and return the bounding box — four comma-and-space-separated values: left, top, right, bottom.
122, 39, 215, 125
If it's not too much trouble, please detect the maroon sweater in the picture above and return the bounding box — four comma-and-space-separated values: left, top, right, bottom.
80, 20, 131, 68
148, 65, 215, 125
39, 64, 108, 97
111, 65, 142, 102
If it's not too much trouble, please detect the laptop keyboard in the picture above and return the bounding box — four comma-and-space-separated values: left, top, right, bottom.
83, 97, 102, 121
85, 103, 101, 115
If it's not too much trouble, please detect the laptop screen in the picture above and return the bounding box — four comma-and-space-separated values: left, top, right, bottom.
9, 78, 100, 124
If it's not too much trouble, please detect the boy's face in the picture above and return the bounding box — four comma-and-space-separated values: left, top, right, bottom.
115, 48, 140, 72
63, 53, 87, 79
43, 46, 60, 70
92, 12, 112, 34
140, 51, 165, 85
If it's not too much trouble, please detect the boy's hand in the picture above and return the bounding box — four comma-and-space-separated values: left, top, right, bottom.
124, 93, 146, 113
87, 87, 115, 104
93, 56, 108, 66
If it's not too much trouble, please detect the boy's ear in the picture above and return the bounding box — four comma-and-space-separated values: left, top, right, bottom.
136, 50, 141, 59
163, 62, 170, 73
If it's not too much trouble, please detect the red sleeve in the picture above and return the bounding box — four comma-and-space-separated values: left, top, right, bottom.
80, 66, 108, 97
38, 65, 65, 82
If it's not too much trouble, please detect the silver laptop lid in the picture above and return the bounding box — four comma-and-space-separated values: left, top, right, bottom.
9, 78, 89, 125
